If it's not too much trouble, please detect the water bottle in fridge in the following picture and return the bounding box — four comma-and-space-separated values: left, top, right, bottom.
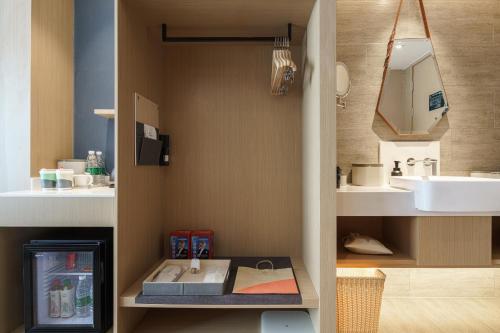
76, 275, 90, 317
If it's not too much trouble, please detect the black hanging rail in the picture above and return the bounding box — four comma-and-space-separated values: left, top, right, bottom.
161, 23, 292, 43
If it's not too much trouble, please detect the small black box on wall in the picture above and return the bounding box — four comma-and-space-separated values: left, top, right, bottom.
159, 134, 170, 166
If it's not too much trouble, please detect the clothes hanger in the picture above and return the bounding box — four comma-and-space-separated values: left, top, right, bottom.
272, 37, 283, 95
271, 36, 297, 95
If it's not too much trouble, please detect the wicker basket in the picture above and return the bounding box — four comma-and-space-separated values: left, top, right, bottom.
336, 268, 386, 333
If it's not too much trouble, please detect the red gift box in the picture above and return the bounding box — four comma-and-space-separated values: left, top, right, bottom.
191, 230, 214, 259
170, 230, 191, 259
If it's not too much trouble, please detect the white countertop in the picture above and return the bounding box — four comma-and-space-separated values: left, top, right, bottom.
336, 185, 500, 216
0, 187, 115, 198
337, 185, 409, 193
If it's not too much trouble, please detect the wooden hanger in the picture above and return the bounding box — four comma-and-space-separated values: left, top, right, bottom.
271, 37, 296, 96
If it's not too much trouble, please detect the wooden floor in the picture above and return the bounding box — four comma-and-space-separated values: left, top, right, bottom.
380, 298, 500, 333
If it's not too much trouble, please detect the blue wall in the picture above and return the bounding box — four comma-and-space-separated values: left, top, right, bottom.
74, 0, 115, 172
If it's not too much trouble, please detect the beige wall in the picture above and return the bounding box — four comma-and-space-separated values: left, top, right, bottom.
0, 0, 32, 192
160, 44, 302, 258
31, 0, 74, 175
337, 0, 500, 175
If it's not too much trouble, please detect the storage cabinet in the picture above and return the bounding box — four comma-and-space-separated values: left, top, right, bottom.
338, 216, 493, 268
416, 216, 491, 267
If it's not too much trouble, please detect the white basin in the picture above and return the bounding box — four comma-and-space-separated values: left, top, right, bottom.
390, 176, 500, 212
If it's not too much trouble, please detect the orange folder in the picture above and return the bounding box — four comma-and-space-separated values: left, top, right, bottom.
232, 267, 299, 294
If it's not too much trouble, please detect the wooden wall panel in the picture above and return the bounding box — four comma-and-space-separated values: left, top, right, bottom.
417, 216, 492, 266
116, 1, 166, 332
31, 0, 74, 175
161, 44, 303, 257
0, 228, 43, 332
318, 0, 337, 331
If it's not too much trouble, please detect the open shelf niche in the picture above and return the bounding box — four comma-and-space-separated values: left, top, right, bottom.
115, 0, 336, 331
337, 217, 418, 268
120, 258, 318, 309
493, 217, 500, 265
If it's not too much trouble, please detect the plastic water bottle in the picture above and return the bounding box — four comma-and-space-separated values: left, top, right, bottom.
75, 275, 90, 317
89, 277, 93, 315
95, 151, 106, 186
85, 151, 98, 176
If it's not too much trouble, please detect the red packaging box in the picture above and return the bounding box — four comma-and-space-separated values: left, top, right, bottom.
191, 230, 214, 259
170, 230, 191, 259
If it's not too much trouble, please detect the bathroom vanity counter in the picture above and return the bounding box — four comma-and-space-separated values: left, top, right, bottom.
0, 187, 115, 227
337, 185, 500, 216
337, 185, 414, 216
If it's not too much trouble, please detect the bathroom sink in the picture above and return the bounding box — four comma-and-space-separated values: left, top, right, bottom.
390, 176, 500, 212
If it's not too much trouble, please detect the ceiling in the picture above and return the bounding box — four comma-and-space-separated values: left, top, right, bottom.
125, 0, 315, 39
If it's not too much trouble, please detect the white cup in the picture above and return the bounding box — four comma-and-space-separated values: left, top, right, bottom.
30, 177, 42, 191
56, 169, 93, 190
39, 169, 57, 191
74, 174, 93, 188
56, 169, 75, 191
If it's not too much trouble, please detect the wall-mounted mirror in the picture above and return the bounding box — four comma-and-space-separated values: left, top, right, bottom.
336, 62, 351, 109
376, 0, 449, 136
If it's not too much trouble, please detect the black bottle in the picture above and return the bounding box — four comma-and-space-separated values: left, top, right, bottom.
391, 161, 403, 176
337, 166, 341, 189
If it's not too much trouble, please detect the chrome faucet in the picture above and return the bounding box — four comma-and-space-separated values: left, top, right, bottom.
407, 158, 438, 176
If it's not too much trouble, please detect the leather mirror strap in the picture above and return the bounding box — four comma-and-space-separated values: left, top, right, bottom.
419, 0, 431, 38
385, 0, 432, 67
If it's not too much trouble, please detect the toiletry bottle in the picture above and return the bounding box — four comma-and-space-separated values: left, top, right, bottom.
337, 166, 341, 189
391, 161, 403, 176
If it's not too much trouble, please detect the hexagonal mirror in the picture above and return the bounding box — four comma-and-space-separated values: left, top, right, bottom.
376, 0, 449, 136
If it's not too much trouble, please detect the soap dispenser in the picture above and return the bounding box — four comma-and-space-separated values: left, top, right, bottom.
391, 161, 403, 176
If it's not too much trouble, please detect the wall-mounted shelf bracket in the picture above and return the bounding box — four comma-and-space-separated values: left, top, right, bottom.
161, 23, 292, 43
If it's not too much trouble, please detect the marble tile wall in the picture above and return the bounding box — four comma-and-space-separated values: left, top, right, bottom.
337, 0, 500, 176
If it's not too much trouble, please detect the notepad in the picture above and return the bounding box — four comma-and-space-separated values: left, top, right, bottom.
232, 267, 299, 294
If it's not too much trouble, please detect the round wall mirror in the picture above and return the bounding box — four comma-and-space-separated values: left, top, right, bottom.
336, 62, 351, 108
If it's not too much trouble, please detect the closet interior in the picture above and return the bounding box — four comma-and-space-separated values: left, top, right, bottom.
116, 0, 336, 332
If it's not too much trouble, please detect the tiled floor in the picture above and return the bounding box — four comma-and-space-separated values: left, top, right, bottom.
380, 298, 500, 333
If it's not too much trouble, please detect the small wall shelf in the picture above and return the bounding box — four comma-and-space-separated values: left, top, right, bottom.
94, 109, 115, 119
120, 258, 318, 309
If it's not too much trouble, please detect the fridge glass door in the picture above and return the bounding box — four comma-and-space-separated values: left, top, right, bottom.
32, 251, 95, 327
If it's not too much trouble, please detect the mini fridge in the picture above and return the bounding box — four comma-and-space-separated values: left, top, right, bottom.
23, 240, 112, 333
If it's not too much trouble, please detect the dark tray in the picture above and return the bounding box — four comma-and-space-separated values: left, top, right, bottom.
135, 257, 302, 305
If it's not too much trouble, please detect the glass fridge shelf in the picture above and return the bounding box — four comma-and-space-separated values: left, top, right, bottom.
47, 272, 93, 276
